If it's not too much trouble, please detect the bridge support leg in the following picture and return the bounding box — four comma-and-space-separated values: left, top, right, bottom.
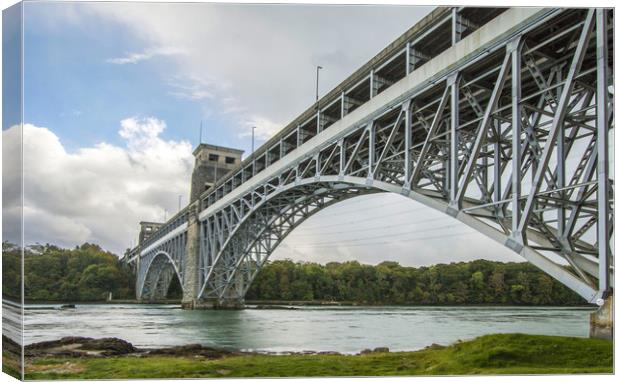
181, 204, 201, 309
216, 272, 246, 309
590, 295, 613, 340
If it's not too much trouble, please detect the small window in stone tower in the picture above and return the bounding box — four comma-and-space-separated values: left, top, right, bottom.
225, 156, 236, 164
208, 154, 219, 162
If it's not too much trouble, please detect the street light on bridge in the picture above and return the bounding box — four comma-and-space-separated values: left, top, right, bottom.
316, 65, 323, 109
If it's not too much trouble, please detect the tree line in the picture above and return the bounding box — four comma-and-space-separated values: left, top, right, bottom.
246, 259, 584, 305
2, 242, 135, 302
3, 241, 585, 305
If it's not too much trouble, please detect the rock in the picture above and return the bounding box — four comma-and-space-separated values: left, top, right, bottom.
25, 336, 136, 357
359, 347, 389, 354
147, 344, 235, 359
253, 305, 297, 310
60, 304, 76, 309
80, 338, 137, 355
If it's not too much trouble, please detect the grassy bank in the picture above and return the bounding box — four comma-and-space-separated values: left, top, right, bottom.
25, 334, 612, 379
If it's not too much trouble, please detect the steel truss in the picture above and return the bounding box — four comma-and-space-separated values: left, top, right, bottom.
135, 231, 187, 300
132, 8, 613, 306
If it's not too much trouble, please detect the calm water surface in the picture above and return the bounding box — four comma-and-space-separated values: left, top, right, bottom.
17, 303, 594, 353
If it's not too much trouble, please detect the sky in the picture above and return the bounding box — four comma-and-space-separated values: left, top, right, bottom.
2, 0, 524, 266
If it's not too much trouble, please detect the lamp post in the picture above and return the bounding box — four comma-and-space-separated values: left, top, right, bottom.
178, 195, 182, 212
316, 65, 323, 109
251, 126, 257, 155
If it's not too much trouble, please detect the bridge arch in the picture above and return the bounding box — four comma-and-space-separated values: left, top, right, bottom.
123, 8, 613, 312
137, 250, 185, 301
199, 175, 603, 304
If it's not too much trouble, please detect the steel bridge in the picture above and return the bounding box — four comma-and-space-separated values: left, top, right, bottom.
123, 7, 614, 315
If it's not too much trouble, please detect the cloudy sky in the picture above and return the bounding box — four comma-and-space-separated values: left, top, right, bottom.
2, 0, 523, 266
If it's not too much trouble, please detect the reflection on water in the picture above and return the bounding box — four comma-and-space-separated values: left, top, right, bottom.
22, 303, 595, 353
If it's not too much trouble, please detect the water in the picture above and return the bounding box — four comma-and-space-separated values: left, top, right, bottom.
13, 303, 595, 354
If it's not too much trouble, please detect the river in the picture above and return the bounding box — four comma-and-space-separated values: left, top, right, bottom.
5, 302, 595, 354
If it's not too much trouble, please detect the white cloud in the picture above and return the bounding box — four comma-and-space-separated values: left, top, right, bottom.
82, 2, 434, 145
239, 115, 283, 141
119, 116, 166, 146
2, 119, 194, 254
106, 46, 186, 65
166, 74, 216, 101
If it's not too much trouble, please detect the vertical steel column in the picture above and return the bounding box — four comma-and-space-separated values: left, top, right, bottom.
370, 70, 375, 99
451, 8, 461, 46
339, 139, 345, 176
448, 73, 460, 202
405, 43, 412, 75
315, 153, 321, 177
279, 138, 284, 159
557, 75, 566, 237
404, 102, 412, 186
596, 8, 610, 294
493, 119, 501, 204
518, 10, 595, 233
368, 123, 375, 176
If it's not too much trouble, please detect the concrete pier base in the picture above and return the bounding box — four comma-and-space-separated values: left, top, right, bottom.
181, 298, 244, 310
215, 298, 245, 309
590, 295, 613, 340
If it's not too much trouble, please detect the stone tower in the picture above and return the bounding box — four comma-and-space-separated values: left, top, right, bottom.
189, 143, 244, 203
183, 143, 244, 308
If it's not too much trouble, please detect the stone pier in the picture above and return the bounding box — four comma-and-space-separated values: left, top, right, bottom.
590, 295, 613, 340
181, 203, 200, 309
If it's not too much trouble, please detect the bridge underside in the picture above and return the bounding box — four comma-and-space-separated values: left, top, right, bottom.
131, 8, 614, 322
143, 262, 178, 301
199, 174, 611, 306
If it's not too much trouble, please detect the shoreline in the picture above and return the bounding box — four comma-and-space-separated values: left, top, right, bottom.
6, 333, 612, 379
4, 298, 594, 308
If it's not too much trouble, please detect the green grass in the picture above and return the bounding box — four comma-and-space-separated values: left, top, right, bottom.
24, 334, 613, 379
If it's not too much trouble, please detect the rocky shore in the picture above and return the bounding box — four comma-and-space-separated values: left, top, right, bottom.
7, 335, 366, 359
16, 336, 241, 359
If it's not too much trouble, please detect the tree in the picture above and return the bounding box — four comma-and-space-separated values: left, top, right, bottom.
3, 242, 136, 302
245, 258, 583, 306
